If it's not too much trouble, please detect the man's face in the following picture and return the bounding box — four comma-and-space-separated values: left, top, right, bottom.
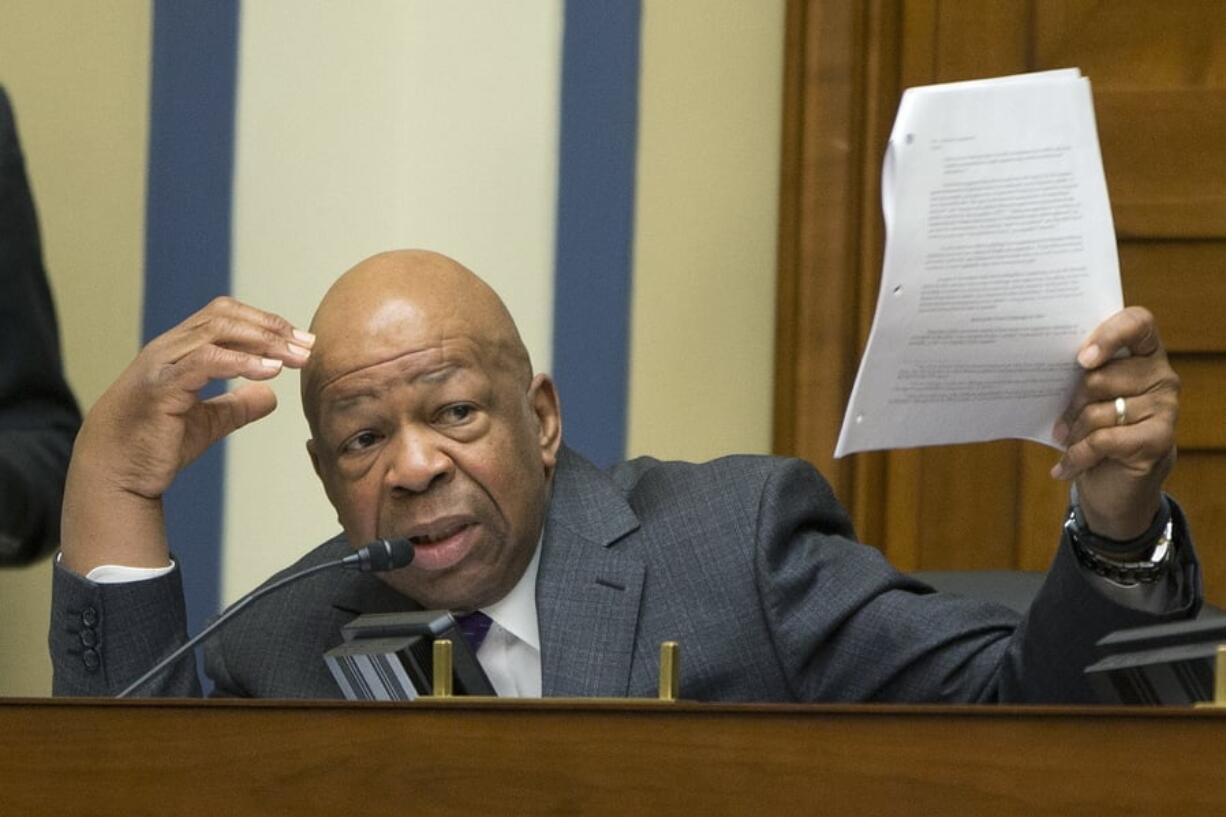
306, 297, 560, 610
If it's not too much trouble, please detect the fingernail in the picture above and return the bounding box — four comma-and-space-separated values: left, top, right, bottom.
1050, 462, 1067, 480
1077, 344, 1100, 368
293, 329, 316, 346
287, 342, 311, 358
260, 357, 283, 370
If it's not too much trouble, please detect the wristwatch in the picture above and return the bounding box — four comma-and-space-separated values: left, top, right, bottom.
1065, 497, 1175, 586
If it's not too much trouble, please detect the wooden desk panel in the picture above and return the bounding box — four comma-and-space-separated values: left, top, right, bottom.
2, 699, 1224, 815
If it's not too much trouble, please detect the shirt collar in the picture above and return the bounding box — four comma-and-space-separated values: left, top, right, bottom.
479, 536, 541, 651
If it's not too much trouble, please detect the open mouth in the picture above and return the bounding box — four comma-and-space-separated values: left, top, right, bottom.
408, 522, 471, 546
402, 521, 478, 570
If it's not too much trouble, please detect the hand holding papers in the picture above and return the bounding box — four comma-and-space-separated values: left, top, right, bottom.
836, 69, 1182, 540
836, 69, 1123, 457
1051, 305, 1179, 540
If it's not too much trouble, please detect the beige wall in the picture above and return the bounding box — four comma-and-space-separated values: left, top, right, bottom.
627, 0, 785, 461
0, 1, 150, 695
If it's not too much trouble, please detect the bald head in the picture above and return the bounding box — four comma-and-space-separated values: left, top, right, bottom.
301, 250, 532, 430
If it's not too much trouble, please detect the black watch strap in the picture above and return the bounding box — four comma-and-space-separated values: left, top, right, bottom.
1066, 496, 1175, 585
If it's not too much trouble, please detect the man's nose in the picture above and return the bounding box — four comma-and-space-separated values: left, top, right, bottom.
385, 427, 454, 494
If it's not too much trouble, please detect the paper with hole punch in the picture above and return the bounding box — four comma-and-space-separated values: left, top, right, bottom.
835, 69, 1123, 457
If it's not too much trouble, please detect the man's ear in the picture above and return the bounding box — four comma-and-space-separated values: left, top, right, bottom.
306, 439, 323, 479
527, 373, 562, 473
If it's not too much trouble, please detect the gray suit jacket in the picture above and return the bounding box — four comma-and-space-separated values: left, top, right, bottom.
50, 446, 1201, 702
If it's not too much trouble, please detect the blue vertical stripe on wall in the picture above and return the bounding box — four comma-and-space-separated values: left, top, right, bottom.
143, 0, 240, 664
551, 0, 642, 469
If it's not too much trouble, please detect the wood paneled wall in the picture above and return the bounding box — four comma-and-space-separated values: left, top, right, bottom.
774, 0, 1226, 603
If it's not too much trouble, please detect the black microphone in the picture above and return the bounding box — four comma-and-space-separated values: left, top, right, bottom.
116, 537, 414, 698
343, 537, 414, 573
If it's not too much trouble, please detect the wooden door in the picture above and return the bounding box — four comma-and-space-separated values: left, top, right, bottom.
775, 0, 1226, 603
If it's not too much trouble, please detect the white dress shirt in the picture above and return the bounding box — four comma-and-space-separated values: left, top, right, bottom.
471, 541, 542, 697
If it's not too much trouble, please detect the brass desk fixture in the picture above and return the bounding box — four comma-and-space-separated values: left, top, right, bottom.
432, 639, 453, 698
658, 641, 680, 701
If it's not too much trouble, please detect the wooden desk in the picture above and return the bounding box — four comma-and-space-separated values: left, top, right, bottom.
3, 698, 1224, 815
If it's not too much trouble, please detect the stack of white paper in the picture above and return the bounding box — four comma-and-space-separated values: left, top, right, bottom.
835, 69, 1122, 457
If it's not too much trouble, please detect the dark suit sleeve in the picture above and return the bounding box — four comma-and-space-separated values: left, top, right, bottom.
49, 559, 202, 697
49, 552, 313, 698
0, 87, 81, 564
753, 458, 1201, 703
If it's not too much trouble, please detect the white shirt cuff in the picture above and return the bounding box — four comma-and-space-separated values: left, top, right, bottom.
86, 562, 176, 583
55, 552, 177, 584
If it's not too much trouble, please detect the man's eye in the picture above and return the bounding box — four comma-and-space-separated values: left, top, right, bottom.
342, 431, 381, 453
438, 404, 475, 425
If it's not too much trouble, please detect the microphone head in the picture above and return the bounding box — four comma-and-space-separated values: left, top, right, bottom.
386, 538, 415, 568
355, 537, 415, 572
374, 537, 414, 571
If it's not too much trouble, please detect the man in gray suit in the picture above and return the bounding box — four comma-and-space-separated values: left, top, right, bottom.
51, 250, 1197, 701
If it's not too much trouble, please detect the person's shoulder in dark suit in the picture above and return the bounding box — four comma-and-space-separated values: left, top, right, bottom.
0, 86, 82, 564
609, 452, 857, 542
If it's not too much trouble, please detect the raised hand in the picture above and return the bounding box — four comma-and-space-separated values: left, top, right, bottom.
61, 297, 313, 573
1051, 306, 1180, 544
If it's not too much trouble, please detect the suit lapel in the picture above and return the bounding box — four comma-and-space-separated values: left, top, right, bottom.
537, 447, 645, 697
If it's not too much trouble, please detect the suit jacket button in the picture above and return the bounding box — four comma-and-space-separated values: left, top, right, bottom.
82, 649, 100, 672
79, 629, 98, 648
81, 607, 99, 627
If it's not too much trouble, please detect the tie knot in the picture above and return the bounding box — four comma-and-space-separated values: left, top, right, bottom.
455, 611, 493, 652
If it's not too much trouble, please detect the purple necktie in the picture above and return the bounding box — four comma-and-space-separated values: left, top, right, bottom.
456, 611, 493, 652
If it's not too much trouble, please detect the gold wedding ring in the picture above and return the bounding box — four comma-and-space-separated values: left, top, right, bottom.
1114, 396, 1127, 426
